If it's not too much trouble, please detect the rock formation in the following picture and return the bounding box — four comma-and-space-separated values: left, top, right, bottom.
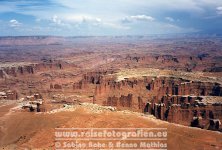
72, 71, 222, 131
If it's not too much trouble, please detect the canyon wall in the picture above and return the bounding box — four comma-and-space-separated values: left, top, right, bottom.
124, 54, 222, 72
73, 71, 222, 131
0, 60, 73, 78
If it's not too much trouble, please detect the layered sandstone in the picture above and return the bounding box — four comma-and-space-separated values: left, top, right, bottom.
72, 70, 222, 131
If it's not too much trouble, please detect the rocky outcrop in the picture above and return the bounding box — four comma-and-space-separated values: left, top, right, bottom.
73, 70, 116, 90
50, 84, 62, 90
22, 93, 44, 112
0, 90, 18, 100
0, 70, 4, 78
0, 65, 32, 78
143, 94, 222, 126
25, 93, 43, 101
105, 94, 134, 108
73, 81, 84, 90
95, 77, 221, 105
125, 54, 222, 72
0, 60, 70, 78
78, 72, 222, 131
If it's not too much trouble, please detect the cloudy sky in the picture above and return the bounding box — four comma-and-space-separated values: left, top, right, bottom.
0, 0, 222, 36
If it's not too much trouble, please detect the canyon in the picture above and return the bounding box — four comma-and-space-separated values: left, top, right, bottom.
0, 36, 222, 149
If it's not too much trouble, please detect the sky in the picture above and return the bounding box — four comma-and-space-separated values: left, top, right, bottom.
0, 0, 222, 36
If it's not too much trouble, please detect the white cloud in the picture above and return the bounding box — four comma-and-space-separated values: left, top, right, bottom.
64, 15, 102, 24
122, 15, 155, 23
52, 15, 62, 25
9, 19, 22, 27
131, 15, 155, 21
216, 6, 222, 15
49, 14, 128, 30
50, 14, 102, 25
165, 17, 174, 22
